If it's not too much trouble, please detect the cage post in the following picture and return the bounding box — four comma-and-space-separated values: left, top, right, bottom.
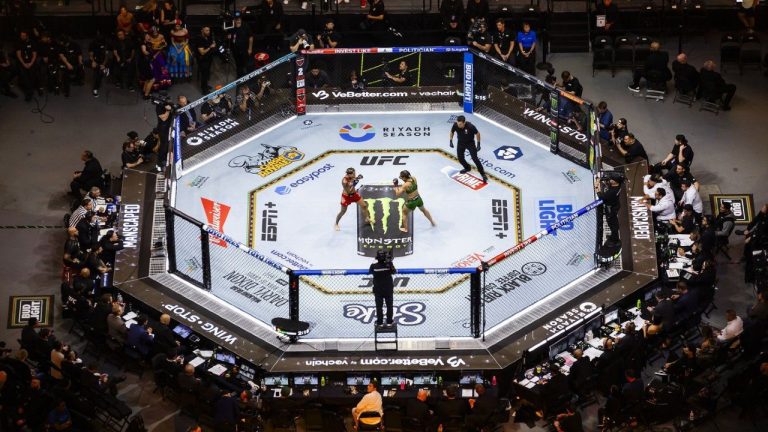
470, 270, 482, 338
200, 228, 212, 291
166, 206, 177, 274
289, 271, 299, 322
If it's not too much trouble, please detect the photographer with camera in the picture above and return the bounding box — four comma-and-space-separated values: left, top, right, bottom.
235, 85, 259, 120
595, 173, 623, 246
607, 117, 628, 146
467, 19, 492, 53
200, 91, 233, 124
194, 26, 216, 94
315, 18, 341, 49
369, 250, 396, 328
289, 29, 314, 53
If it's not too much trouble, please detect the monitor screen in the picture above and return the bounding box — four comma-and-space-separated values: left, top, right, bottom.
346, 376, 371, 386
549, 337, 569, 360
172, 324, 193, 339
237, 364, 256, 381
214, 352, 236, 365
264, 375, 289, 386
414, 374, 437, 385
381, 375, 402, 386
294, 375, 318, 386
459, 373, 483, 385
604, 309, 620, 325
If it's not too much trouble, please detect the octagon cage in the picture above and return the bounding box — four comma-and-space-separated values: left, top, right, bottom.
164, 46, 607, 342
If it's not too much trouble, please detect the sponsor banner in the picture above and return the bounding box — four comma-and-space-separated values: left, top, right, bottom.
340, 123, 376, 142
303, 46, 469, 55
357, 185, 414, 258
120, 204, 141, 248
300, 119, 322, 130
228, 145, 305, 178
8, 295, 54, 329
468, 262, 547, 303
492, 199, 510, 239
360, 155, 409, 165
220, 270, 290, 309
541, 302, 599, 335
295, 55, 306, 115
441, 166, 488, 190
273, 163, 335, 195
307, 86, 459, 105
629, 196, 652, 240
185, 118, 241, 146
302, 355, 468, 369
162, 303, 239, 345
463, 52, 474, 113
475, 156, 516, 180
260, 201, 278, 242
450, 246, 495, 268
561, 168, 582, 184
269, 249, 313, 270
522, 106, 589, 145
201, 198, 231, 247
343, 301, 426, 326
710, 194, 754, 225
537, 199, 574, 236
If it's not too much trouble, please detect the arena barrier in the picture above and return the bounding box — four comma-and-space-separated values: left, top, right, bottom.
165, 46, 606, 340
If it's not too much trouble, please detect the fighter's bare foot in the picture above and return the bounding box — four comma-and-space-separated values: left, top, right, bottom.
399, 227, 408, 233
334, 224, 340, 231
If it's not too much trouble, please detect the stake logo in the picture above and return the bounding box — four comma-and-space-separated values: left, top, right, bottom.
339, 123, 376, 143
441, 167, 487, 190
201, 198, 232, 247
358, 185, 413, 258
343, 301, 426, 326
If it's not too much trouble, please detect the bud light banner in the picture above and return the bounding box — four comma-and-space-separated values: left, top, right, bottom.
463, 52, 474, 113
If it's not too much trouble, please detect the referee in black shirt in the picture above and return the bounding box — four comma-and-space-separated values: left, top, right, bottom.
449, 116, 487, 183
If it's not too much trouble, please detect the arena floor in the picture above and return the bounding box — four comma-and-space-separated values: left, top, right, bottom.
171, 111, 598, 339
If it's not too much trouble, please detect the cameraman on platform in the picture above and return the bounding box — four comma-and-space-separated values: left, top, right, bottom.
595, 173, 622, 246
155, 102, 173, 172
370, 250, 396, 328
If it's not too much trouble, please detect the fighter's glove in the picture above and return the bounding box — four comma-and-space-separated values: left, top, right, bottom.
449, 140, 454, 148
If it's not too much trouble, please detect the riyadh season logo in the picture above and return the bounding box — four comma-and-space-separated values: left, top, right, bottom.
339, 123, 376, 143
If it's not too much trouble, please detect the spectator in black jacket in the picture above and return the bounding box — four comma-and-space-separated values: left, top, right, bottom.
615, 133, 648, 164
628, 41, 671, 92
98, 230, 123, 266
20, 318, 40, 353
69, 150, 103, 197
177, 95, 197, 137
405, 389, 433, 429
214, 390, 241, 432
620, 369, 644, 406
568, 349, 594, 392
672, 53, 699, 94
435, 386, 468, 428
76, 211, 100, 251
152, 314, 180, 356
466, 383, 496, 430
561, 71, 583, 97
672, 281, 699, 318
698, 60, 736, 110
645, 291, 675, 336
90, 294, 113, 338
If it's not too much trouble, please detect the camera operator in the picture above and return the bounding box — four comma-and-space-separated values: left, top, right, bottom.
595, 174, 622, 245
111, 30, 135, 91
467, 19, 492, 53
177, 95, 197, 136
200, 92, 233, 124
235, 85, 259, 120
289, 29, 314, 53
229, 15, 254, 78
155, 102, 173, 172
194, 26, 216, 94
369, 250, 396, 328
315, 18, 341, 49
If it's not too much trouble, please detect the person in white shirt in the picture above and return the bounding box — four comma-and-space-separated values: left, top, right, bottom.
678, 179, 703, 216
643, 174, 673, 200
716, 309, 744, 342
648, 188, 676, 222
352, 382, 383, 427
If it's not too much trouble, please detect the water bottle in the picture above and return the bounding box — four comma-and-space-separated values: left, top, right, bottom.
636, 299, 642, 311
437, 375, 443, 386
400, 379, 405, 390
491, 376, 497, 386
116, 292, 124, 304
321, 376, 326, 387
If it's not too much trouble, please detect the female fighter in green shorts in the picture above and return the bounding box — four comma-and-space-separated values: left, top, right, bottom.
393, 170, 436, 233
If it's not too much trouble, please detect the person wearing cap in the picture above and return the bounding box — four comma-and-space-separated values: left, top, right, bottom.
468, 19, 492, 53
315, 18, 341, 49
289, 29, 314, 53
229, 14, 254, 77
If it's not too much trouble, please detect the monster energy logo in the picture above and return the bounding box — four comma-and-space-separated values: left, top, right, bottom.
357, 185, 414, 258
364, 197, 405, 233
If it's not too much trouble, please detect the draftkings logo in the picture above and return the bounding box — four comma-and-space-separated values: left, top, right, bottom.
358, 185, 413, 258
201, 198, 231, 247
227, 144, 305, 178
343, 302, 426, 326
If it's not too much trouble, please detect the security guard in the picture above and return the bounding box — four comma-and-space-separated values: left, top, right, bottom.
369, 250, 396, 328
